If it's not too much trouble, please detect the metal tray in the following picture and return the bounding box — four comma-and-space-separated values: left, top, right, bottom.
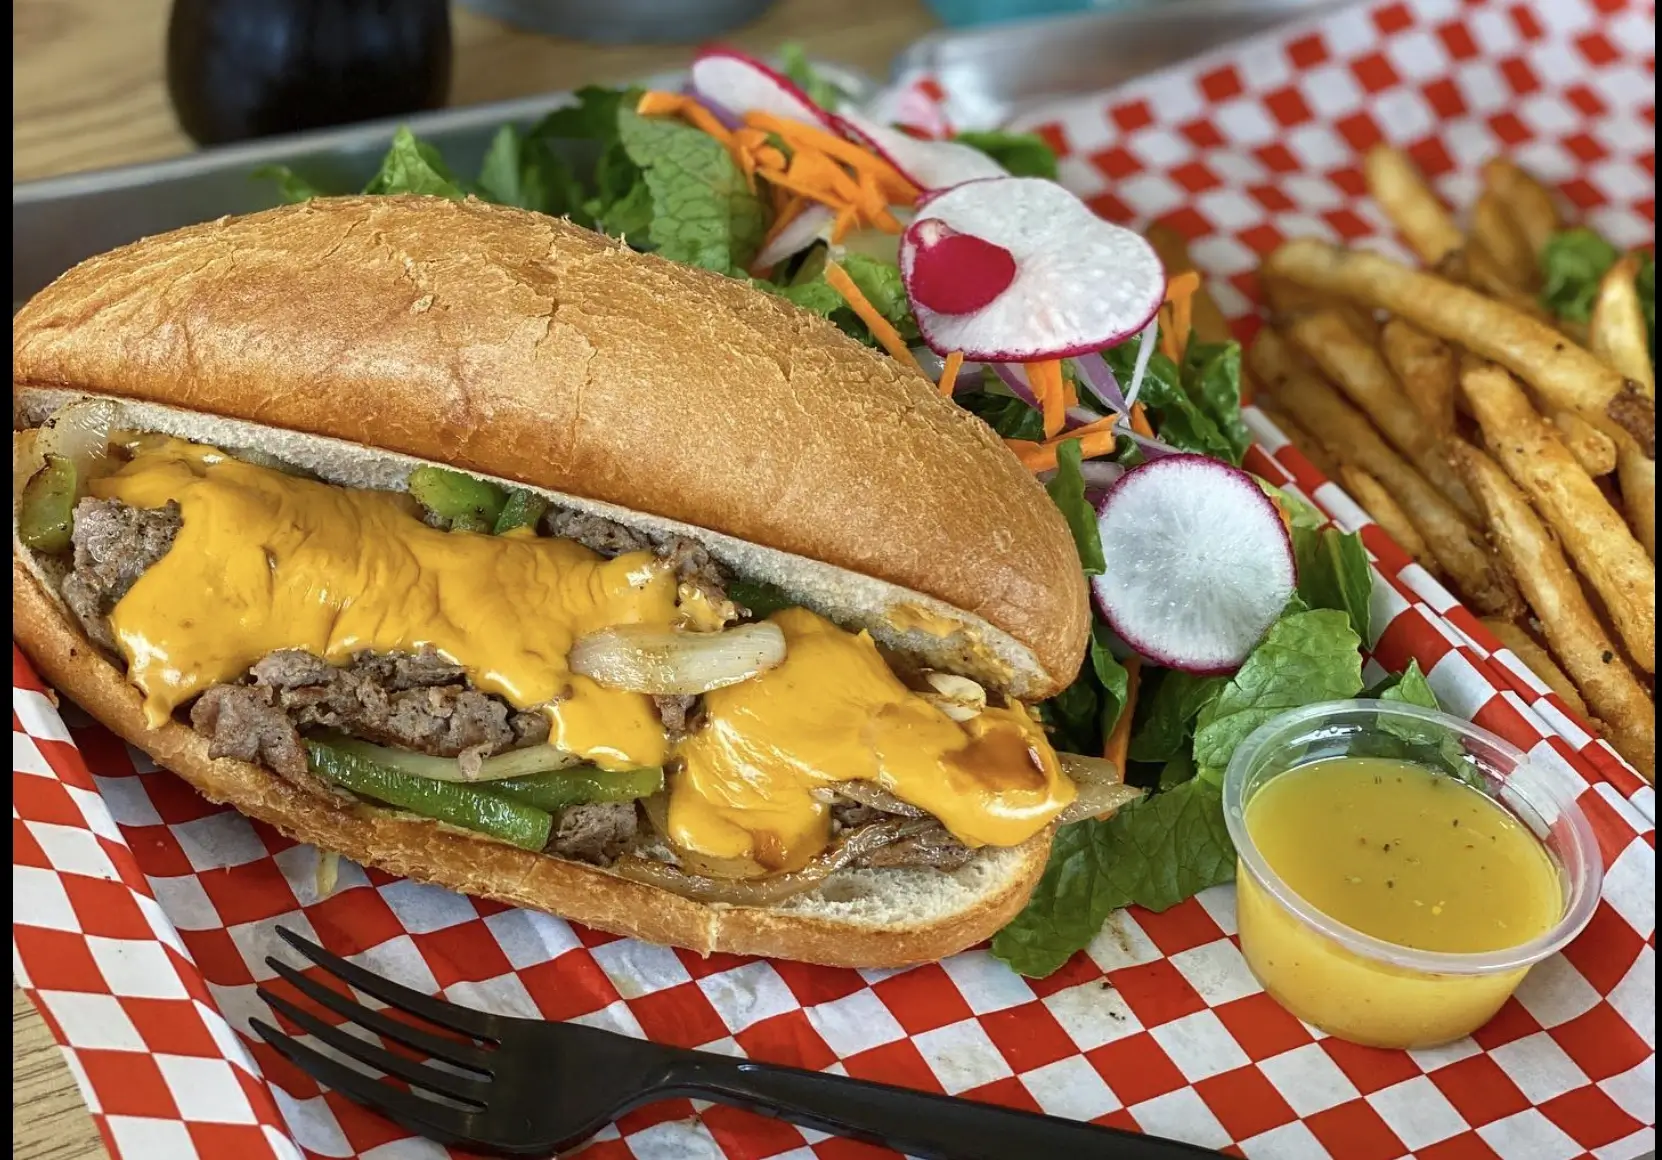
893, 0, 1351, 128
12, 1, 1338, 309
10, 62, 869, 311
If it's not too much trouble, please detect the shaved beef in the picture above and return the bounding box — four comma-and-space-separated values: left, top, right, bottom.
541, 508, 730, 605
60, 498, 182, 651
190, 685, 309, 782
853, 825, 974, 871
549, 803, 638, 865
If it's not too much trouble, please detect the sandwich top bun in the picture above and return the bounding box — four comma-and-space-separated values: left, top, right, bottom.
12, 195, 1091, 697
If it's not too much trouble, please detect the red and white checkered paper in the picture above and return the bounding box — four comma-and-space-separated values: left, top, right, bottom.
12, 0, 1657, 1156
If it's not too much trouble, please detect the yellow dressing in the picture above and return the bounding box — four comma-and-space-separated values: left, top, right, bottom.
671, 607, 1074, 870
1237, 756, 1565, 1049
92, 437, 1075, 864
94, 437, 676, 770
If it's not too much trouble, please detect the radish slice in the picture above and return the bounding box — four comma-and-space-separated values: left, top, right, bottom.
900, 178, 1166, 361
836, 110, 1007, 191
906, 220, 1018, 315
690, 48, 837, 128
751, 203, 836, 271
1092, 455, 1295, 674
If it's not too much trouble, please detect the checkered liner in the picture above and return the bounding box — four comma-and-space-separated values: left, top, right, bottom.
11, 0, 1656, 1156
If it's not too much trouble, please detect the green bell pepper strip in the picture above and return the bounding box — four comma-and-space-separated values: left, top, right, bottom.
18, 456, 78, 555
306, 740, 552, 850
488, 765, 664, 813
493, 488, 549, 535
407, 466, 508, 533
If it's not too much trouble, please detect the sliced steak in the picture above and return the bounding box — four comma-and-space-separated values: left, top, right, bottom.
653, 694, 698, 739
60, 499, 182, 651
190, 684, 309, 782
549, 802, 638, 865
249, 649, 543, 759
541, 508, 731, 605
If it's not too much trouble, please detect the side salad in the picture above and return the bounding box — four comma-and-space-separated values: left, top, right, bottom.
259, 47, 1459, 979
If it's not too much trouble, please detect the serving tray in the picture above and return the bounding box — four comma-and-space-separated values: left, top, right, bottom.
11, 1, 1655, 1157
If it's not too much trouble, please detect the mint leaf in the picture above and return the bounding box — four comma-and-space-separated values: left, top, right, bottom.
952, 130, 1059, 180
1182, 340, 1253, 465
1047, 439, 1107, 576
364, 128, 468, 199
957, 390, 1044, 440
1539, 227, 1619, 323
1127, 669, 1223, 764
779, 43, 851, 111
990, 777, 1235, 978
531, 86, 627, 143
1191, 609, 1365, 776
617, 106, 767, 272
1292, 525, 1373, 643
255, 164, 333, 203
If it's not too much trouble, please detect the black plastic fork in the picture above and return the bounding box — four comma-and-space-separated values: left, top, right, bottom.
252, 926, 1221, 1159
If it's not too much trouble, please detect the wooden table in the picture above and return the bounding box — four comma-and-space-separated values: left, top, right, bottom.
10, 2, 938, 1156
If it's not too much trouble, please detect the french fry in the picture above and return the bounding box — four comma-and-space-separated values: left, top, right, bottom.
1340, 465, 1440, 575
1248, 329, 1520, 616
1617, 439, 1656, 560
1254, 395, 1345, 481
1264, 238, 1656, 454
1480, 158, 1561, 260
1260, 274, 1381, 340
1452, 442, 1654, 782
1459, 359, 1655, 672
1145, 224, 1231, 345
1470, 190, 1538, 291
1590, 254, 1657, 396
1481, 617, 1591, 720
1550, 409, 1618, 476
1363, 146, 1464, 265
1379, 317, 1458, 435
1285, 309, 1481, 523
1461, 245, 1557, 320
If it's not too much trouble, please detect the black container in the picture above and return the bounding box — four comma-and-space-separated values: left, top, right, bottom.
167, 0, 453, 146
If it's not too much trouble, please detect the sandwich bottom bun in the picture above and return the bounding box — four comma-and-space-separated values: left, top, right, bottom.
14, 561, 1052, 968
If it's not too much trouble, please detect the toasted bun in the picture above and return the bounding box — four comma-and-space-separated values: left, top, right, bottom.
13, 195, 1089, 696
14, 559, 1050, 967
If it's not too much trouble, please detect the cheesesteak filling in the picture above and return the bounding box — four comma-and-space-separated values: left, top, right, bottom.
19, 421, 1095, 902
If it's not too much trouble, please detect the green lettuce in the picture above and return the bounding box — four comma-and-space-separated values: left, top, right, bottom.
1036, 627, 1131, 757
617, 106, 767, 273
1046, 439, 1107, 576
1104, 334, 1248, 465
1539, 227, 1619, 323
952, 130, 1060, 180
1291, 525, 1373, 643
779, 42, 851, 111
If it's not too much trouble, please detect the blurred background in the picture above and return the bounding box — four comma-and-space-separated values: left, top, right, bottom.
14, 0, 1144, 183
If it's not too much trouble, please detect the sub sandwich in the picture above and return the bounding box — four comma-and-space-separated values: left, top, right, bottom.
12, 195, 1127, 967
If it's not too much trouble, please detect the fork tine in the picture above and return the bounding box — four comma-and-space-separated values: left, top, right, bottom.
252, 1018, 476, 1147
265, 958, 492, 1074
273, 925, 500, 1041
258, 988, 489, 1106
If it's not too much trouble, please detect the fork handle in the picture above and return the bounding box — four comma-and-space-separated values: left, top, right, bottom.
657, 1054, 1220, 1159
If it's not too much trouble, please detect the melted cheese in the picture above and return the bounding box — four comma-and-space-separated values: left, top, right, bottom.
670, 608, 1075, 871
93, 438, 676, 770
93, 438, 1074, 862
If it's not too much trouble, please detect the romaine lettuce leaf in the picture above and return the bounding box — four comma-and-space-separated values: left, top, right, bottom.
1046, 439, 1107, 576
1291, 525, 1373, 643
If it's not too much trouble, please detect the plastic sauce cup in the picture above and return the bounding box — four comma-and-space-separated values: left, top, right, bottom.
1223, 701, 1603, 1050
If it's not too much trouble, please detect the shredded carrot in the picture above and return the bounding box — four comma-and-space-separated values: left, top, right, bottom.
1160, 270, 1201, 366
743, 112, 922, 202
759, 195, 808, 250
824, 260, 924, 375
830, 206, 858, 244
679, 103, 736, 150
1101, 656, 1142, 798
1052, 413, 1121, 444
937, 351, 965, 398
636, 91, 688, 117
1005, 430, 1119, 473
1062, 372, 1079, 410
1130, 403, 1155, 438
1027, 359, 1067, 439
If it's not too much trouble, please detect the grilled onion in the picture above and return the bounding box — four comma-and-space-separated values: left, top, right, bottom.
1058, 752, 1125, 787
1054, 782, 1143, 826
569, 621, 786, 695
919, 671, 986, 722
613, 815, 936, 906
320, 736, 581, 782
37, 400, 119, 485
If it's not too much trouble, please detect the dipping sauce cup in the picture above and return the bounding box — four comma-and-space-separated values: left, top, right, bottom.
1223, 701, 1603, 1050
